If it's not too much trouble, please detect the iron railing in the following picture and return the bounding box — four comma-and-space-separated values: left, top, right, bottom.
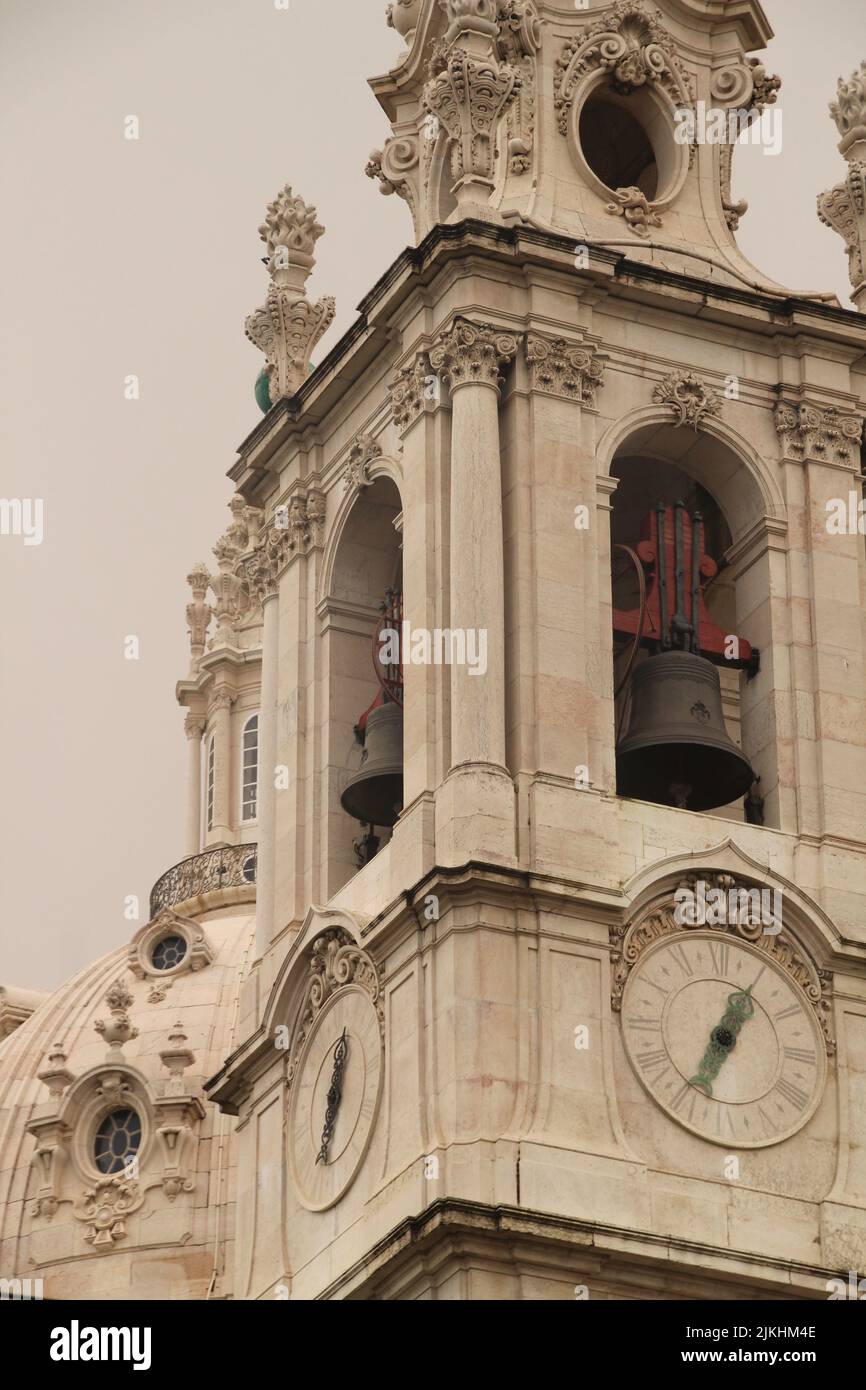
149, 843, 257, 918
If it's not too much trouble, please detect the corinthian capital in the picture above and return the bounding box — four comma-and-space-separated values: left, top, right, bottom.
245, 185, 336, 404
429, 319, 519, 393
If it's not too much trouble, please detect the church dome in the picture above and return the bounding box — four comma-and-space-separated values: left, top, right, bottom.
0, 909, 255, 1300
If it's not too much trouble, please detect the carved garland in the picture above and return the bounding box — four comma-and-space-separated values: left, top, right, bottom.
609, 876, 836, 1056
285, 930, 384, 1089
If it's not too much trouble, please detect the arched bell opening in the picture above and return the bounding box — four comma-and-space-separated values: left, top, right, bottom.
610, 448, 774, 826
325, 476, 404, 895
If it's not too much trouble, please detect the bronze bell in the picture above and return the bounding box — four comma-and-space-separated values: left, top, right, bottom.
341, 701, 404, 828
616, 651, 755, 812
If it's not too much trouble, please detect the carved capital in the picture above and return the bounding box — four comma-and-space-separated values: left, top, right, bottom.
344, 434, 383, 491
524, 334, 606, 407
184, 713, 206, 741
389, 354, 439, 432
429, 319, 519, 393
654, 370, 721, 432
774, 400, 863, 466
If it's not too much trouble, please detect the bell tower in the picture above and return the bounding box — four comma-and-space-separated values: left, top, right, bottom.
205, 0, 866, 1301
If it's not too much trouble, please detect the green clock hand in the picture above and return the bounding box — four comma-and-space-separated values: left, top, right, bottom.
688, 986, 755, 1098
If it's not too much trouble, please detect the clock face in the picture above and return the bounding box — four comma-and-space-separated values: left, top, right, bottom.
288, 986, 383, 1211
621, 932, 827, 1147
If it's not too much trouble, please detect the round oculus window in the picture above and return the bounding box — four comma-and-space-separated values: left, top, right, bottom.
151, 934, 187, 972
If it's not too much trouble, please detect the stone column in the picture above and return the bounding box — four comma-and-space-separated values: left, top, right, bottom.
256, 589, 279, 957
210, 687, 235, 842
183, 715, 206, 856
430, 320, 519, 864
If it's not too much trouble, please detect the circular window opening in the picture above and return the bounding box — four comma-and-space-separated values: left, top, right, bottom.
151, 934, 187, 972
242, 853, 257, 884
579, 89, 659, 200
94, 1108, 142, 1176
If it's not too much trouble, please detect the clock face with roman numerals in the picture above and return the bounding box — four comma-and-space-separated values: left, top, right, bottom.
288, 986, 383, 1211
621, 931, 827, 1147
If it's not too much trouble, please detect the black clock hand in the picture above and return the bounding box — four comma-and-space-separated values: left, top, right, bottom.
316, 1028, 348, 1165
688, 986, 755, 1097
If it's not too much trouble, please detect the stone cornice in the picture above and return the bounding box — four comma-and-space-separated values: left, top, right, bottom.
230, 220, 866, 504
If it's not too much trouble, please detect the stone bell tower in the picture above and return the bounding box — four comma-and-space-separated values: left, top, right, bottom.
206, 0, 866, 1301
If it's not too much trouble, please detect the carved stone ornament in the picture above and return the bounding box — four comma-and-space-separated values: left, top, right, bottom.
818, 162, 866, 309
774, 400, 864, 466
389, 354, 437, 432
28, 1115, 71, 1220
609, 876, 836, 1057
386, 0, 423, 47
423, 3, 522, 204
712, 58, 782, 231
829, 59, 866, 157
245, 185, 336, 404
605, 185, 663, 237
37, 1042, 76, 1102
555, 1, 694, 138
654, 370, 721, 432
285, 929, 384, 1089
366, 139, 422, 242
524, 334, 606, 407
74, 1175, 144, 1249
127, 908, 215, 982
94, 979, 139, 1056
497, 0, 542, 176
429, 318, 519, 392
154, 1021, 205, 1201
344, 434, 383, 492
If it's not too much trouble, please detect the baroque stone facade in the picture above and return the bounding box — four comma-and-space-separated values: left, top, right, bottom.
3, 0, 866, 1305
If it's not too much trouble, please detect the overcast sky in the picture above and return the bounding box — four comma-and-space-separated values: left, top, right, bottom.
1, 0, 863, 991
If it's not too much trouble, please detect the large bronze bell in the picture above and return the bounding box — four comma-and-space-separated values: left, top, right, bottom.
341, 701, 404, 828
616, 651, 754, 812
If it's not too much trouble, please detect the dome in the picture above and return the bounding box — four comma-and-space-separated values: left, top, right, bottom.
0, 910, 254, 1300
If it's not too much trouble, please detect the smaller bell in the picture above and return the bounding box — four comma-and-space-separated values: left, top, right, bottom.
341, 702, 404, 828
616, 651, 754, 812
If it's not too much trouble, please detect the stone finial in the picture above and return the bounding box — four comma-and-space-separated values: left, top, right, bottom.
94, 979, 139, 1056
830, 60, 866, 157
37, 1042, 76, 1101
185, 563, 212, 669
160, 1021, 196, 1096
386, 0, 422, 46
245, 185, 336, 405
818, 64, 866, 313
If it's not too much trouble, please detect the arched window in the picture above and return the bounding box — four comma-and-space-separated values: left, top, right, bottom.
241, 714, 259, 822
206, 734, 215, 832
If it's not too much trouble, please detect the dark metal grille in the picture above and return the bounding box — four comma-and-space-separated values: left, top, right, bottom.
149, 844, 258, 918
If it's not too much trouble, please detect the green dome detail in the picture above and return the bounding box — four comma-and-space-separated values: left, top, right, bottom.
254, 362, 317, 415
